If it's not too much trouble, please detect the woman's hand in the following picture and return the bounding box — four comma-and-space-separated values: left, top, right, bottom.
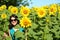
3, 32, 8, 37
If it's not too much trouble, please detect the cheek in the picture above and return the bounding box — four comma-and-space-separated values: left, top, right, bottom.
15, 21, 18, 24
15, 22, 17, 24
11, 21, 18, 25
12, 21, 17, 24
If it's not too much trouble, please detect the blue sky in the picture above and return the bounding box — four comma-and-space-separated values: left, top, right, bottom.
28, 0, 60, 7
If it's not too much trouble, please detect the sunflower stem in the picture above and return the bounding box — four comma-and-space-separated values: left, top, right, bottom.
25, 29, 27, 40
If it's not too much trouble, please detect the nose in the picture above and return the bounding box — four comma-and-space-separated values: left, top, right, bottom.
12, 21, 16, 23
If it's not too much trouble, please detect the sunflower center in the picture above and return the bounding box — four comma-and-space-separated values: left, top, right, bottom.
14, 10, 16, 13
50, 8, 54, 12
3, 15, 5, 17
23, 10, 28, 14
24, 21, 29, 26
39, 10, 44, 15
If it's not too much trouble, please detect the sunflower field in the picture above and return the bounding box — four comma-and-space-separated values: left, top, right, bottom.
0, 4, 60, 40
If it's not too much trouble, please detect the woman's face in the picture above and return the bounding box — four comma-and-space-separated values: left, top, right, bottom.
11, 17, 17, 26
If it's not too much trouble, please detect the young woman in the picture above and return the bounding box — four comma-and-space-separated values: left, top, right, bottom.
8, 14, 24, 40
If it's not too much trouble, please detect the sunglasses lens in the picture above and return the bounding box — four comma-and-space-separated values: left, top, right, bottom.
14, 19, 16, 21
11, 19, 17, 21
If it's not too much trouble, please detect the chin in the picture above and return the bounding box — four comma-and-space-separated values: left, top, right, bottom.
13, 24, 17, 26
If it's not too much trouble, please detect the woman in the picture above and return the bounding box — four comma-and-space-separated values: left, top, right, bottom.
8, 14, 24, 40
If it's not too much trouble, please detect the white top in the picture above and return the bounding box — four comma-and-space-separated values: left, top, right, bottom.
13, 28, 19, 32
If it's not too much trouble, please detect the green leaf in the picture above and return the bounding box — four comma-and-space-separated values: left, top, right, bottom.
14, 24, 20, 29
44, 26, 50, 33
15, 30, 24, 38
31, 23, 38, 29
58, 13, 60, 19
0, 35, 2, 40
0, 31, 4, 36
6, 36, 12, 40
46, 34, 53, 40
28, 28, 36, 36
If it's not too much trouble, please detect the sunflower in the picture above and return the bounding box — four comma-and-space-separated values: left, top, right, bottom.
1, 5, 7, 10
49, 4, 57, 15
11, 7, 18, 14
50, 4, 58, 8
8, 5, 13, 11
20, 17, 31, 28
37, 8, 46, 18
1, 13, 7, 19
20, 6, 30, 17
0, 7, 3, 11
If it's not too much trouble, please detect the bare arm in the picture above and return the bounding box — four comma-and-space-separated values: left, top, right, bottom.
8, 29, 12, 40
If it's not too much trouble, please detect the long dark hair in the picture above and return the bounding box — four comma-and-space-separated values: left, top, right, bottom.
9, 14, 19, 29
